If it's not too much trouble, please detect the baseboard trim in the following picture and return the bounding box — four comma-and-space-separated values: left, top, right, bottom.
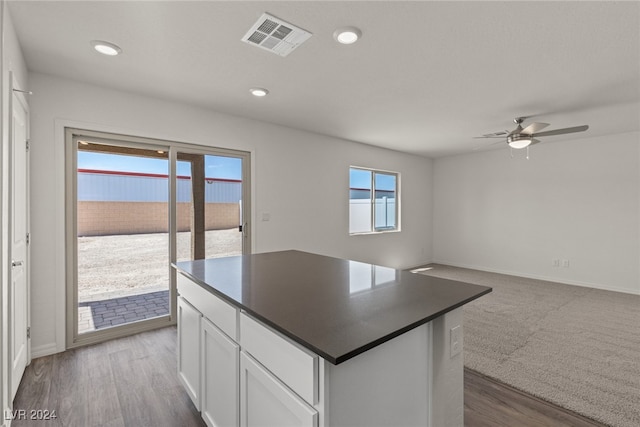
30, 343, 59, 359
429, 260, 640, 296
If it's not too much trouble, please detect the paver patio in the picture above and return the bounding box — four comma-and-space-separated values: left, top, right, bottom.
76, 230, 241, 334
78, 290, 169, 333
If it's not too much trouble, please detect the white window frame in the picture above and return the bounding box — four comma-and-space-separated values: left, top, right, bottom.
349, 166, 400, 235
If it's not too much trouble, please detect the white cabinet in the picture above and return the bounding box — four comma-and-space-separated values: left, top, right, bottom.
177, 273, 318, 427
178, 273, 237, 340
176, 272, 461, 427
240, 352, 318, 427
178, 275, 240, 424
201, 317, 240, 427
240, 313, 317, 405
177, 296, 202, 410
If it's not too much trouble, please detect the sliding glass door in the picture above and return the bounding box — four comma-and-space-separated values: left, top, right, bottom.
75, 143, 171, 336
66, 129, 250, 347
176, 152, 245, 262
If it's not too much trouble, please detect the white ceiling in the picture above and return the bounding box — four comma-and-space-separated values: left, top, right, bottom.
8, 1, 640, 158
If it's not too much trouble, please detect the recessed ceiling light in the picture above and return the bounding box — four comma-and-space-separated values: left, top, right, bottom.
90, 40, 122, 56
250, 87, 269, 97
333, 27, 362, 44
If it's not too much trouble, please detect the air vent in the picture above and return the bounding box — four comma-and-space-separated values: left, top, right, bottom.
242, 13, 312, 57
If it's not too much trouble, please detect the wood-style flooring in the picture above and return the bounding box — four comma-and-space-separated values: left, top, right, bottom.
12, 327, 204, 427
13, 327, 606, 427
464, 369, 606, 427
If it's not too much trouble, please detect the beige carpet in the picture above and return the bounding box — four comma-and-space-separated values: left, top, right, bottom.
416, 264, 640, 427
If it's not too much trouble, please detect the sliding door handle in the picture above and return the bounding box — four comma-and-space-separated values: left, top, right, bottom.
12, 260, 23, 267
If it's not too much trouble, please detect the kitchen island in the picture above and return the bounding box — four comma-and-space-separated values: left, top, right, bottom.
174, 250, 491, 427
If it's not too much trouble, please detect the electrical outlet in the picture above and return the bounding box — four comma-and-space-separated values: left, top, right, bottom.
450, 325, 461, 358
552, 259, 560, 267
562, 259, 569, 268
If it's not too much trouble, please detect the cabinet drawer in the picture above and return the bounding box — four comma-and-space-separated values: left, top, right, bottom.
240, 313, 318, 405
177, 273, 238, 340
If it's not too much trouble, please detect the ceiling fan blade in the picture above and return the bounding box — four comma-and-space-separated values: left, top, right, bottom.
520, 122, 549, 135
508, 128, 518, 136
529, 138, 542, 146
473, 136, 505, 139
473, 140, 504, 150
532, 125, 589, 137
475, 130, 510, 138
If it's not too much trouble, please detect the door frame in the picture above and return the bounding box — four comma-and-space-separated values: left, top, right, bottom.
65, 128, 251, 349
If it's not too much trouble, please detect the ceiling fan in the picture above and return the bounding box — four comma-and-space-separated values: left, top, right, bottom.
475, 117, 589, 150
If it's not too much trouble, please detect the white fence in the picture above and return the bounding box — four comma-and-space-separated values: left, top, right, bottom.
349, 198, 396, 233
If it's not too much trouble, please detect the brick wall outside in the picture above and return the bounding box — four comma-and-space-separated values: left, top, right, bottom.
78, 201, 240, 236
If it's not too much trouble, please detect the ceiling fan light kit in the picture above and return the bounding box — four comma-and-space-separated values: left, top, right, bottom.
507, 135, 532, 149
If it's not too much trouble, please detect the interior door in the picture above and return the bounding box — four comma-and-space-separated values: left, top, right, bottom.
9, 78, 30, 399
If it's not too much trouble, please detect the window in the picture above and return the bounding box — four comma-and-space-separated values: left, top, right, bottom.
349, 167, 399, 234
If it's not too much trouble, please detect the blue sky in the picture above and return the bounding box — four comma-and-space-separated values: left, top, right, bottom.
78, 152, 394, 189
78, 152, 242, 180
350, 168, 396, 191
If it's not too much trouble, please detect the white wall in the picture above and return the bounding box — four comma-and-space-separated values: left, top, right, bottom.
433, 132, 640, 295
27, 72, 433, 356
1, 1, 29, 421
25, 42, 639, 361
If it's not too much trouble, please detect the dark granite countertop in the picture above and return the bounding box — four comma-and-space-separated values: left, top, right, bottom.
174, 250, 491, 365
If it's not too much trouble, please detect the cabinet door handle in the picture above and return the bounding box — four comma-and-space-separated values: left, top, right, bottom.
12, 260, 23, 267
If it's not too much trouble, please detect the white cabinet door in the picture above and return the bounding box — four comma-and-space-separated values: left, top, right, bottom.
240, 352, 317, 427
240, 313, 317, 405
202, 318, 240, 427
178, 296, 202, 410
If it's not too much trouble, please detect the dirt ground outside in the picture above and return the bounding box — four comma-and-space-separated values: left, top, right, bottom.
77, 229, 242, 302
